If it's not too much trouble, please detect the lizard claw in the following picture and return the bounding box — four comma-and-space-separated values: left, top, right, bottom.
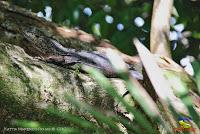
33, 56, 44, 61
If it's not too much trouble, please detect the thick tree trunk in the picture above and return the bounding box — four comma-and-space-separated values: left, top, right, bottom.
0, 1, 131, 129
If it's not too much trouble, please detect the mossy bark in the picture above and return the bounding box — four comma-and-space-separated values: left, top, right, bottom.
0, 1, 127, 129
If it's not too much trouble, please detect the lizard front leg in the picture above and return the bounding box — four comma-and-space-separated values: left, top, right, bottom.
41, 55, 80, 66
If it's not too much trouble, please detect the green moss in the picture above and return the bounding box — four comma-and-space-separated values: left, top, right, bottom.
0, 76, 28, 116
0, 45, 8, 61
8, 63, 35, 95
74, 64, 81, 75
0, 43, 35, 102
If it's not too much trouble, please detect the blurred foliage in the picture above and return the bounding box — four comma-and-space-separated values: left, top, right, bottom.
8, 0, 200, 62
172, 0, 200, 62
192, 61, 200, 93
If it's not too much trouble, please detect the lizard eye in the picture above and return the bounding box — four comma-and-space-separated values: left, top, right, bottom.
47, 57, 54, 62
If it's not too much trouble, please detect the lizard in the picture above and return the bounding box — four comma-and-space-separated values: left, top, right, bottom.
22, 28, 143, 79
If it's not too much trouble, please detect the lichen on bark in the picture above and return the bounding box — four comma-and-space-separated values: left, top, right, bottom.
0, 40, 120, 128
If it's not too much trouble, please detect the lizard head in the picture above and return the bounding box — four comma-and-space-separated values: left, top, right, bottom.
45, 56, 65, 64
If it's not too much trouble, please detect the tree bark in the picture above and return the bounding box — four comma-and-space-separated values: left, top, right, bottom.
0, 1, 131, 129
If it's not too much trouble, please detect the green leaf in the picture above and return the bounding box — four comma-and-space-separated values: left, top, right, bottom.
192, 61, 200, 94
192, 32, 200, 39
65, 95, 121, 132
47, 107, 101, 132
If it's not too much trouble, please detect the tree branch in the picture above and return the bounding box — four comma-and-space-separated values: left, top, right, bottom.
150, 0, 173, 58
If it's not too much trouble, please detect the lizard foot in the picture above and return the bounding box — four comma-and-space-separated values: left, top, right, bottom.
33, 56, 44, 61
